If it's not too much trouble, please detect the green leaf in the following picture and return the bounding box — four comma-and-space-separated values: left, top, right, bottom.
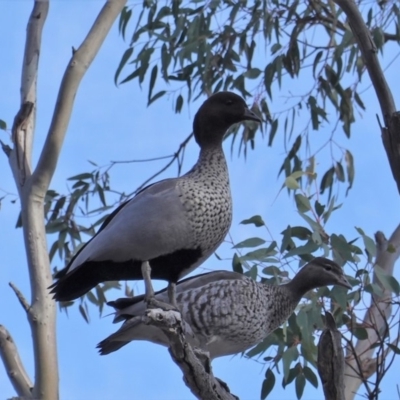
148, 90, 166, 106
240, 215, 265, 227
175, 94, 184, 113
261, 369, 276, 399
303, 366, 318, 388
320, 167, 334, 197
345, 150, 355, 193
67, 173, 93, 181
354, 91, 365, 110
295, 194, 311, 213
288, 226, 312, 241
244, 68, 262, 79
282, 346, 299, 382
232, 253, 243, 273
242, 245, 277, 261
262, 265, 282, 276
148, 65, 158, 100
280, 226, 295, 252
315, 201, 325, 217
285, 176, 299, 190
0, 119, 7, 130
331, 234, 354, 263
233, 237, 266, 249
268, 119, 278, 146
312, 50, 323, 78
355, 227, 376, 258
388, 343, 400, 355
331, 285, 348, 310
284, 239, 319, 258
352, 327, 368, 340
79, 304, 89, 324
335, 162, 345, 182
118, 7, 132, 40
374, 264, 400, 295
295, 374, 306, 399
115, 47, 133, 85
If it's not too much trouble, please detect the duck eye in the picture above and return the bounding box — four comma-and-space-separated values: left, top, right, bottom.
226, 100, 233, 105
325, 265, 332, 271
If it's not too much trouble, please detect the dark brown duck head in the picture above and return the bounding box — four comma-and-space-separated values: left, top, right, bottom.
285, 257, 351, 301
193, 91, 261, 148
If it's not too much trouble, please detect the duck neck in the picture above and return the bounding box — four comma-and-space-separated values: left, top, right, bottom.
187, 144, 228, 180
284, 271, 316, 302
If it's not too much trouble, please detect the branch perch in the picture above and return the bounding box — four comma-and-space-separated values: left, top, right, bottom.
145, 308, 238, 400
0, 325, 33, 398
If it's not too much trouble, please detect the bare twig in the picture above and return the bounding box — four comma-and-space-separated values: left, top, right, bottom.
9, 282, 31, 314
0, 325, 33, 398
131, 132, 193, 195
1, 139, 12, 157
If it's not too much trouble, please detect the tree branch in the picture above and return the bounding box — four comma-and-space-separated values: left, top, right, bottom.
0, 325, 33, 398
343, 225, 400, 399
145, 308, 238, 400
32, 0, 128, 193
5, 1, 127, 399
9, 282, 31, 314
334, 0, 400, 194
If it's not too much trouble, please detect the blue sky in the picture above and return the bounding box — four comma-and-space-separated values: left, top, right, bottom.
1, 2, 400, 399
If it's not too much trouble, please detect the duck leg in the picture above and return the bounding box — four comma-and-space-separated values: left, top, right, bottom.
141, 261, 177, 311
167, 282, 178, 308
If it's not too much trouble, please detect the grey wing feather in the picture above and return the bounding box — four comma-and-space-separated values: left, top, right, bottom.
98, 316, 171, 355
111, 270, 246, 322
69, 179, 192, 271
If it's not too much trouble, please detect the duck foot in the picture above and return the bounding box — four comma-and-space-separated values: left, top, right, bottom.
146, 296, 178, 311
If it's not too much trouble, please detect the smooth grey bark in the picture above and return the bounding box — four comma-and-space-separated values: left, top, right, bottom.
0, 1, 127, 399
0, 325, 33, 397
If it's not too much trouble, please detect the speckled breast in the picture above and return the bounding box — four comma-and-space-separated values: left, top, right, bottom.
177, 150, 232, 253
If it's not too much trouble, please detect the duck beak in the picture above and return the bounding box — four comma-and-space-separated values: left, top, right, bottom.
337, 275, 352, 290
243, 107, 262, 123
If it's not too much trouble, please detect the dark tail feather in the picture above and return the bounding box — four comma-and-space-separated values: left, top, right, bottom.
97, 338, 130, 355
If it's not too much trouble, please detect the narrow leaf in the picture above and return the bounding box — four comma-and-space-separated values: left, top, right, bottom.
233, 237, 266, 249
115, 47, 133, 85
261, 369, 276, 399
240, 215, 265, 227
